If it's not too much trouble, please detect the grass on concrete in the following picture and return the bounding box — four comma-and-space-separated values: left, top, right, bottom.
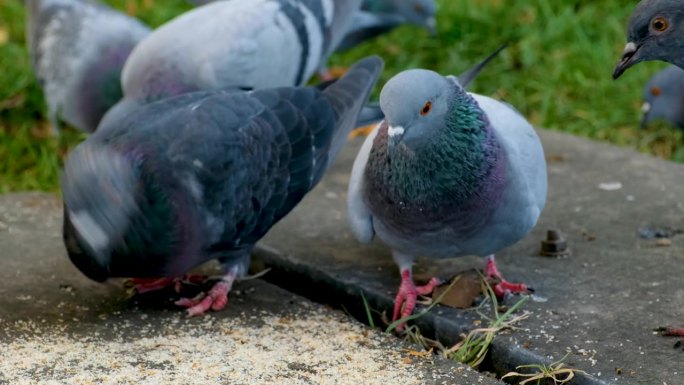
501, 352, 586, 385
0, 0, 679, 192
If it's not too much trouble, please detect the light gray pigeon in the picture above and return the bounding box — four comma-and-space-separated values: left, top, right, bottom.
62, 55, 383, 317
26, 0, 150, 133
613, 0, 684, 79
348, 55, 547, 326
101, 0, 363, 128
641, 65, 684, 129
361, 0, 436, 34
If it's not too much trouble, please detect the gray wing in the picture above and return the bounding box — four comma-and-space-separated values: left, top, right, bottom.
347, 121, 381, 244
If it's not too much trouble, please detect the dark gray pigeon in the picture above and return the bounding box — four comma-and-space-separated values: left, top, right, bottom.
641, 65, 684, 129
348, 53, 546, 326
26, 0, 150, 133
62, 56, 383, 317
613, 0, 684, 79
101, 0, 363, 129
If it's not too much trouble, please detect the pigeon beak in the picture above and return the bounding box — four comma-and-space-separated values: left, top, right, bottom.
387, 124, 406, 152
613, 42, 640, 79
640, 102, 651, 129
425, 18, 437, 36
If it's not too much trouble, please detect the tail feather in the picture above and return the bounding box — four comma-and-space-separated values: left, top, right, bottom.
457, 43, 508, 88
322, 55, 384, 162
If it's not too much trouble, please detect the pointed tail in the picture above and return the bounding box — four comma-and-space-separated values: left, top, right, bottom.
322, 55, 384, 162
457, 43, 508, 88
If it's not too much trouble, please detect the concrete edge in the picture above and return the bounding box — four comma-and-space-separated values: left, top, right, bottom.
252, 244, 613, 385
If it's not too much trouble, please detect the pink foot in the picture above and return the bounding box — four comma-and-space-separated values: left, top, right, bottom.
175, 270, 237, 317
131, 274, 206, 294
484, 255, 530, 298
656, 326, 684, 337
392, 269, 441, 329
655, 327, 684, 349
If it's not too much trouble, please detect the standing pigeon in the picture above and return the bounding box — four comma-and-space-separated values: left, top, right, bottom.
62, 56, 383, 316
613, 0, 684, 79
348, 60, 546, 326
101, 0, 363, 128
26, 0, 150, 133
641, 65, 684, 129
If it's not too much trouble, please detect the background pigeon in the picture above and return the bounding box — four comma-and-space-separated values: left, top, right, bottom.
26, 0, 150, 133
62, 56, 383, 316
613, 0, 684, 79
101, 0, 363, 128
334, 11, 407, 53
348, 59, 547, 326
361, 0, 436, 34
641, 65, 684, 129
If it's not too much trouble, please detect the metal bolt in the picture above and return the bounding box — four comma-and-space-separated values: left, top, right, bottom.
540, 229, 569, 257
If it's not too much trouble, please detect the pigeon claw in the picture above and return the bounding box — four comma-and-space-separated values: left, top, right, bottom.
392, 269, 440, 331
484, 254, 531, 299
655, 326, 684, 337
129, 274, 206, 294
492, 280, 529, 299
175, 271, 237, 317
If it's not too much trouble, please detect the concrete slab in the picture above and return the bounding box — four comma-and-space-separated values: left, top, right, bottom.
253, 130, 684, 385
0, 193, 503, 385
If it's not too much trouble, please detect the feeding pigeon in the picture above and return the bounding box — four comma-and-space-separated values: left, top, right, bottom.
613, 0, 684, 79
347, 51, 546, 327
26, 0, 150, 134
101, 0, 363, 128
641, 65, 684, 129
62, 55, 383, 317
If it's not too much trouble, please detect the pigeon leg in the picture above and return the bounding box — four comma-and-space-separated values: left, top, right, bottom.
484, 254, 529, 298
392, 269, 441, 328
348, 123, 378, 139
655, 327, 684, 349
656, 326, 684, 337
318, 66, 348, 81
175, 267, 238, 317
130, 274, 206, 294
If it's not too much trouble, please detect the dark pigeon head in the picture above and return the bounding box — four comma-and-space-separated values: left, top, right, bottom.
614, 0, 684, 79
641, 65, 684, 129
61, 142, 140, 281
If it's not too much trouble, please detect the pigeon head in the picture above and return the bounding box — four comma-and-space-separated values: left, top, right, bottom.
61, 142, 140, 281
396, 0, 437, 33
614, 0, 684, 79
380, 69, 471, 152
641, 65, 684, 129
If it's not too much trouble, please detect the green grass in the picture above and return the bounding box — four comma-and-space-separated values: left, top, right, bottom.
0, 0, 679, 192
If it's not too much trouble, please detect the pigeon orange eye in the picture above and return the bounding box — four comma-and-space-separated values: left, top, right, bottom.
652, 17, 669, 32
420, 101, 432, 115
651, 86, 662, 96
414, 3, 424, 13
